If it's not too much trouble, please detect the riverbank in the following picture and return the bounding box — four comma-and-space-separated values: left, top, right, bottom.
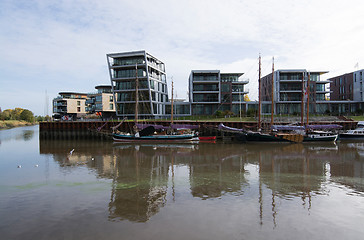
0, 120, 36, 130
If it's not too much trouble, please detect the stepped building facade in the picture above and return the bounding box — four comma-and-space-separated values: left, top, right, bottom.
106, 50, 168, 119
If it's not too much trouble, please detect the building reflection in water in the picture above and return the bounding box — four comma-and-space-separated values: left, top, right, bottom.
39, 139, 364, 225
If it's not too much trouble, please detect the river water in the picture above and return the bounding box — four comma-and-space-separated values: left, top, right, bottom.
0, 125, 364, 240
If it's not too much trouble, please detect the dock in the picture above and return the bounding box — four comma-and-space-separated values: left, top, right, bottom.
39, 120, 357, 140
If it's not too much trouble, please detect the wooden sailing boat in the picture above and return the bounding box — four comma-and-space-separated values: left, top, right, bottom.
113, 66, 199, 143
271, 71, 339, 142
246, 55, 303, 143
302, 72, 338, 142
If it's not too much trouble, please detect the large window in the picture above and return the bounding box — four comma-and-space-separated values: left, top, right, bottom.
112, 57, 145, 66
193, 84, 219, 91
310, 74, 319, 82
117, 103, 151, 115
115, 80, 148, 90
193, 93, 219, 102
113, 69, 146, 78
193, 74, 218, 81
316, 84, 325, 92
280, 73, 302, 80
96, 96, 102, 102
232, 94, 244, 102
221, 74, 239, 82
232, 85, 244, 92
221, 84, 230, 92
117, 91, 150, 102
280, 83, 301, 91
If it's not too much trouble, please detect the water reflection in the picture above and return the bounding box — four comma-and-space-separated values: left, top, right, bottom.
39, 139, 364, 225
0, 127, 35, 143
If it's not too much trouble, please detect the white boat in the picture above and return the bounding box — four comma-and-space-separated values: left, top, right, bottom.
339, 121, 364, 140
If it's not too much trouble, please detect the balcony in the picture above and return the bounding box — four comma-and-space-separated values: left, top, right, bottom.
56, 102, 67, 107
231, 78, 249, 84
86, 99, 95, 104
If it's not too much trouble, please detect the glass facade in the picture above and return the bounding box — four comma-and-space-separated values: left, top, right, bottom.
193, 84, 219, 91
232, 85, 244, 92
108, 51, 168, 118
280, 83, 301, 91
113, 69, 146, 79
193, 75, 219, 81
279, 73, 302, 80
165, 104, 191, 115
221, 74, 240, 82
193, 93, 219, 102
113, 57, 145, 66
115, 80, 148, 90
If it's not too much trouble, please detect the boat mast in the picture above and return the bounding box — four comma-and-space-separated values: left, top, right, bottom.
306, 72, 310, 126
171, 79, 174, 124
301, 72, 304, 126
258, 54, 262, 130
271, 57, 274, 127
134, 63, 139, 126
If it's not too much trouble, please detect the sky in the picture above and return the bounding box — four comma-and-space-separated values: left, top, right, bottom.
1, 0, 364, 116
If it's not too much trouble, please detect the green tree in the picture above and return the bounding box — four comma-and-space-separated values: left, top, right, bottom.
0, 109, 12, 120
20, 109, 34, 122
12, 108, 24, 120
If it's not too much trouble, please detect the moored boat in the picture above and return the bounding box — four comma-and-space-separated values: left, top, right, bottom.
112, 65, 199, 143
113, 132, 199, 143
198, 136, 216, 141
339, 122, 364, 140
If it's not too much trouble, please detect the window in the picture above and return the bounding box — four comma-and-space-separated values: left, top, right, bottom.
109, 103, 113, 110
77, 101, 80, 106
77, 107, 81, 112
110, 96, 113, 102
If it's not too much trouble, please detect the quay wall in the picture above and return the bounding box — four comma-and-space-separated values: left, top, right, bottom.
39, 120, 357, 140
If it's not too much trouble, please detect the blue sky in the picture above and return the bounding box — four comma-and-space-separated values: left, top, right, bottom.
1, 0, 364, 115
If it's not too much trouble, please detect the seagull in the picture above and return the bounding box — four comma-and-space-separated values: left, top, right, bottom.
66, 149, 75, 160
17, 165, 22, 168
34, 164, 39, 167
91, 157, 95, 161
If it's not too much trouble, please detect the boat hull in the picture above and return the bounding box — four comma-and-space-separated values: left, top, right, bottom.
246, 132, 303, 143
198, 136, 216, 141
303, 135, 338, 142
113, 133, 198, 143
246, 132, 297, 142
339, 133, 364, 140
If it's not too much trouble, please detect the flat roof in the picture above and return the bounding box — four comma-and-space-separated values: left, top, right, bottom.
58, 92, 88, 95
276, 69, 329, 75
95, 85, 112, 89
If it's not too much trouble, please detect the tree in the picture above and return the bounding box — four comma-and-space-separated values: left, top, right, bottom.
12, 108, 24, 120
244, 95, 250, 102
20, 109, 34, 122
0, 109, 12, 120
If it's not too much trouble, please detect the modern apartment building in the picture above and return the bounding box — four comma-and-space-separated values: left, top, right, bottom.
328, 69, 364, 113
106, 50, 168, 119
53, 92, 87, 120
261, 70, 331, 115
188, 70, 249, 115
165, 99, 191, 117
86, 85, 116, 119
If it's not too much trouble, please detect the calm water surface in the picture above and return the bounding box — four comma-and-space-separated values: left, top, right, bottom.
1, 125, 364, 240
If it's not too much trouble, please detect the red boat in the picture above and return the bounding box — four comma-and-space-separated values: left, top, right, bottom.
198, 136, 216, 141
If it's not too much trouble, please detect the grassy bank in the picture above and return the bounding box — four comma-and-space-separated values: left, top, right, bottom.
0, 120, 36, 130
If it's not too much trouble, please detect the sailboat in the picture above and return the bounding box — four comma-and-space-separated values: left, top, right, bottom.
301, 72, 339, 142
113, 66, 199, 143
271, 71, 339, 142
245, 55, 303, 143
